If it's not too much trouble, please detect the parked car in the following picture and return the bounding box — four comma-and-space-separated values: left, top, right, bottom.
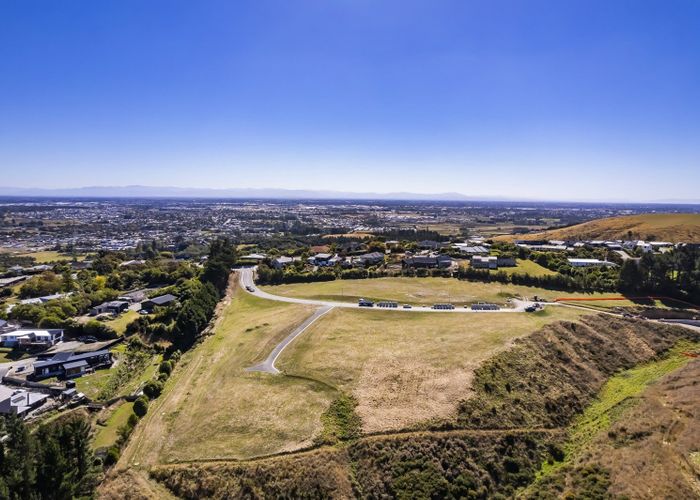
403, 304, 412, 309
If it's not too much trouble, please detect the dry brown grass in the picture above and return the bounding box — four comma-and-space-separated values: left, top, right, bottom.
97, 469, 177, 499
600, 359, 700, 498
119, 281, 336, 466
263, 277, 620, 306
277, 306, 588, 433
497, 213, 700, 243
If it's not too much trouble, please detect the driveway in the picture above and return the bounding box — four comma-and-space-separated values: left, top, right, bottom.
246, 305, 333, 374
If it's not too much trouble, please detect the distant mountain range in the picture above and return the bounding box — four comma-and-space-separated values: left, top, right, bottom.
0, 186, 698, 204
0, 185, 504, 201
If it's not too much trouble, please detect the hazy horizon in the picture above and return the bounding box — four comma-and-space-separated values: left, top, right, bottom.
0, 184, 699, 204
2, 1, 699, 200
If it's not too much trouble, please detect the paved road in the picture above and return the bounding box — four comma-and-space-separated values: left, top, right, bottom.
238, 267, 535, 313
246, 305, 333, 374
614, 250, 639, 262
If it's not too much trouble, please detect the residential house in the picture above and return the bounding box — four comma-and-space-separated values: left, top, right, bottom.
452, 244, 489, 255
90, 300, 129, 316
32, 349, 113, 380
0, 386, 49, 416
417, 240, 442, 250
567, 258, 617, 267
19, 292, 72, 306
119, 259, 146, 267
0, 276, 28, 289
354, 252, 385, 267
402, 254, 453, 269
471, 256, 498, 269
271, 256, 297, 269
0, 329, 63, 349
71, 260, 93, 271
240, 253, 267, 262
308, 253, 336, 266
141, 294, 177, 312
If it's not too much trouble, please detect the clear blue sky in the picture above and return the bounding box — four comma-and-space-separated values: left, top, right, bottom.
1, 1, 699, 201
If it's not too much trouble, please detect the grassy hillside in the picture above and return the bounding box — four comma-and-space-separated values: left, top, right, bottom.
526, 348, 700, 499
500, 213, 700, 242
141, 317, 700, 499
118, 289, 333, 465
278, 306, 586, 433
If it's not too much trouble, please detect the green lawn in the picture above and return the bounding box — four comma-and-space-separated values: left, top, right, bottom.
93, 402, 134, 449
75, 368, 114, 400
262, 277, 620, 306
483, 258, 557, 277
104, 310, 139, 335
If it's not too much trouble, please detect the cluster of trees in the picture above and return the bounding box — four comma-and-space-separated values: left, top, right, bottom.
126, 239, 237, 350
171, 239, 236, 349
18, 271, 71, 299
619, 246, 700, 302
457, 266, 583, 291
92, 252, 196, 290
0, 414, 96, 499
256, 264, 336, 285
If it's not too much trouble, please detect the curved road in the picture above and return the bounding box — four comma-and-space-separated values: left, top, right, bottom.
238, 267, 536, 313
246, 305, 333, 374
239, 266, 538, 375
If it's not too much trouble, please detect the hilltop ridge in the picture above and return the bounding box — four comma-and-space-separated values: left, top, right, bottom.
501, 213, 700, 243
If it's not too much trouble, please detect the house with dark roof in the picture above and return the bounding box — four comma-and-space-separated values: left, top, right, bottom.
32, 349, 113, 380
402, 254, 453, 269
141, 294, 177, 312
353, 252, 385, 267
0, 386, 49, 416
90, 300, 129, 316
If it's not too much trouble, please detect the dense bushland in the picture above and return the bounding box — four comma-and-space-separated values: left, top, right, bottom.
0, 413, 97, 499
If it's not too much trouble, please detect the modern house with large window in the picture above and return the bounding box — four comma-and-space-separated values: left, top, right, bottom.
32, 349, 113, 380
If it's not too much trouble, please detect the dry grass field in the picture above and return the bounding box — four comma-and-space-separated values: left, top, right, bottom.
498, 213, 700, 243
277, 306, 587, 433
120, 275, 597, 467
119, 287, 336, 466
262, 277, 621, 306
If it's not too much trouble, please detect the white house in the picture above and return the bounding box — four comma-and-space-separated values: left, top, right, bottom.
471, 256, 498, 269
567, 258, 617, 268
271, 256, 298, 269
0, 329, 63, 348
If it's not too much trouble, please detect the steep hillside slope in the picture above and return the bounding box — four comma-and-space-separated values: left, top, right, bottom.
501, 213, 700, 242
527, 357, 700, 499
